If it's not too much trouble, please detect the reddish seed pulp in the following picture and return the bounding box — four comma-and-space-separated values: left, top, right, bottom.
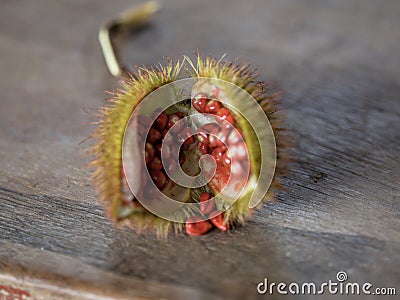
133, 94, 249, 236
147, 128, 161, 144
192, 93, 208, 112
197, 141, 209, 154
209, 211, 229, 231
155, 113, 168, 130
205, 100, 222, 113
216, 108, 234, 124
186, 216, 213, 236
211, 146, 225, 163
222, 151, 231, 167
149, 156, 162, 170
167, 113, 183, 131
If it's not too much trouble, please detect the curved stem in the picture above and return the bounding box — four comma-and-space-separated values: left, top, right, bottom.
98, 1, 160, 77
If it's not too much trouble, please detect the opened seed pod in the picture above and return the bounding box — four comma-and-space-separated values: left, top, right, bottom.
90, 3, 289, 236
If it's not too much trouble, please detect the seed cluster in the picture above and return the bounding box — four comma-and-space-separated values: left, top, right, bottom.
125, 92, 249, 235
184, 93, 249, 235
186, 191, 229, 236
192, 93, 249, 195
138, 110, 191, 192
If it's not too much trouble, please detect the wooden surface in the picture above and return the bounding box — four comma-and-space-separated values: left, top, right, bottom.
0, 0, 399, 299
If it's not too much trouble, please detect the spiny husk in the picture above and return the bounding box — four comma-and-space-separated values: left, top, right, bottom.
90, 55, 289, 236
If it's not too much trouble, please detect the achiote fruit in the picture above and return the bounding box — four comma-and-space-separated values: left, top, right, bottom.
90, 55, 289, 237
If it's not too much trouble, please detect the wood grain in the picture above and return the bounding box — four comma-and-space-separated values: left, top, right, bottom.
0, 0, 399, 299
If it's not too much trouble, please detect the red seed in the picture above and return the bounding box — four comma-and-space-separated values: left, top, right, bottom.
150, 170, 167, 189
211, 146, 226, 163
225, 114, 235, 124
197, 141, 209, 154
149, 156, 163, 170
146, 128, 162, 144
196, 131, 209, 144
205, 100, 222, 114
199, 192, 215, 215
185, 135, 194, 145
192, 93, 209, 112
200, 192, 211, 202
216, 107, 229, 118
216, 108, 234, 124
182, 136, 194, 150
167, 113, 184, 131
186, 216, 213, 236
155, 112, 168, 131
209, 134, 223, 148
186, 135, 195, 145
209, 211, 229, 231
219, 164, 231, 174
222, 151, 231, 167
